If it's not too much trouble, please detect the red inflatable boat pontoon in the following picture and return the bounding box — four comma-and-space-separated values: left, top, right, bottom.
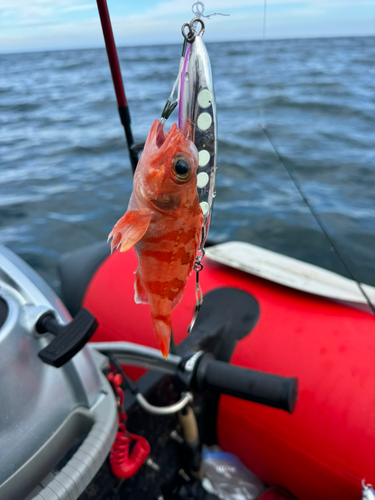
83, 242, 375, 500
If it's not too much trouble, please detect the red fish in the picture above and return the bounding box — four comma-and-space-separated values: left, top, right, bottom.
108, 119, 203, 358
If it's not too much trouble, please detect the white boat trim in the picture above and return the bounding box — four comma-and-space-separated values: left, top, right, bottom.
205, 241, 375, 306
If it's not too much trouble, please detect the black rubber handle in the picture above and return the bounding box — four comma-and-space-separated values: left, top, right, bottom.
37, 308, 98, 368
194, 354, 298, 413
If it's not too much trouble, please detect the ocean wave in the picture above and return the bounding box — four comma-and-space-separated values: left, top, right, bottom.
1, 37, 375, 288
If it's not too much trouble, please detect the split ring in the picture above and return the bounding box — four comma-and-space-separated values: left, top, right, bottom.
192, 1, 205, 18
181, 22, 196, 43
189, 17, 205, 37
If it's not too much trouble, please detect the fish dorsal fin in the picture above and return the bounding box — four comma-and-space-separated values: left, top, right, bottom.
108, 209, 152, 253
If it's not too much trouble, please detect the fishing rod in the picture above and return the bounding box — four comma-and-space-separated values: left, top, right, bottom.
96, 0, 139, 173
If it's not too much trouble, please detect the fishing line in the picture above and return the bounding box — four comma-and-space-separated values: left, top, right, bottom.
260, 124, 375, 315
262, 0, 267, 40
191, 2, 229, 19
259, 0, 375, 314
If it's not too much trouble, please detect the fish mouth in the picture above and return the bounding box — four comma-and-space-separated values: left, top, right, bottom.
155, 121, 166, 148
155, 121, 178, 151
145, 120, 179, 157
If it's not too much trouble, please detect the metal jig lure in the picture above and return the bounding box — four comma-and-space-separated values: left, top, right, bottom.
160, 14, 217, 333
179, 17, 217, 252
179, 17, 217, 331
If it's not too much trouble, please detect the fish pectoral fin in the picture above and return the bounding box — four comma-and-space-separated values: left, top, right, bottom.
108, 209, 152, 253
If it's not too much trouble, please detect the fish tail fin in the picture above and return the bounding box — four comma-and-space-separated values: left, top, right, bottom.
108, 209, 152, 253
152, 314, 172, 359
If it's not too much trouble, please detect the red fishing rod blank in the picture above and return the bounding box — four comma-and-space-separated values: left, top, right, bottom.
96, 0, 138, 172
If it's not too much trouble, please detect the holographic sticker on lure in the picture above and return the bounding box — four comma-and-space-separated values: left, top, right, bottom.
179, 18, 217, 252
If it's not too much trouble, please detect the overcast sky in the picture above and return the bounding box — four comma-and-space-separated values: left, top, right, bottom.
1, 0, 374, 53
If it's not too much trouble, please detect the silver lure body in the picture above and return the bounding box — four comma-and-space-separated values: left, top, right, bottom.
179, 34, 217, 250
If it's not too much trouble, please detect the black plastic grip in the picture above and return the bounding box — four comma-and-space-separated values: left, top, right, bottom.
37, 308, 98, 368
194, 354, 298, 413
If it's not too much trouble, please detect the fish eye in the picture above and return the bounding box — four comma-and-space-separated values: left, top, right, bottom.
172, 156, 192, 182
175, 160, 189, 176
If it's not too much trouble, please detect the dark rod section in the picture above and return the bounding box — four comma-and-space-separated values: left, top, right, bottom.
96, 0, 138, 173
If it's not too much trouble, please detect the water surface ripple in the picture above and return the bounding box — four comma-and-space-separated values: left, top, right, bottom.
1, 37, 375, 292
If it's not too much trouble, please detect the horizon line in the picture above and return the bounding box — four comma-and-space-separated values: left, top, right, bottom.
1, 32, 374, 57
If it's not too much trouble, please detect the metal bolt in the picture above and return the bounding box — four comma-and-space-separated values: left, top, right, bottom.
146, 457, 160, 472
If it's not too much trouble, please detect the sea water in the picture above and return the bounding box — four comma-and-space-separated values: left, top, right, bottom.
1, 37, 375, 292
